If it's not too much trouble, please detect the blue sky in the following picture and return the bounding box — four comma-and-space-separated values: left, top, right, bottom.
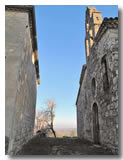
35, 5, 118, 129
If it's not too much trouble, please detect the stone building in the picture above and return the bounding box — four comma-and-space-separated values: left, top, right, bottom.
76, 7, 118, 153
5, 6, 40, 155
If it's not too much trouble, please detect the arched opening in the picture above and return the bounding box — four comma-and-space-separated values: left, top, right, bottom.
93, 103, 100, 144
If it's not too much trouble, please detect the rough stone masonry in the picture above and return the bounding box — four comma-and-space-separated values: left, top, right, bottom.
76, 7, 118, 154
5, 6, 40, 155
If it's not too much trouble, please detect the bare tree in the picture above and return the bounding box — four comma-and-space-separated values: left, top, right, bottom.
35, 99, 56, 138
45, 99, 56, 138
35, 110, 48, 131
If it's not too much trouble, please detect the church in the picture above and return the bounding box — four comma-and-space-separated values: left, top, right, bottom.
76, 7, 118, 153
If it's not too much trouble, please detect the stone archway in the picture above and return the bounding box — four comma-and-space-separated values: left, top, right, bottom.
93, 103, 100, 144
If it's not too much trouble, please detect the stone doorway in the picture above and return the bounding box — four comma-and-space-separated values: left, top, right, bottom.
93, 103, 100, 144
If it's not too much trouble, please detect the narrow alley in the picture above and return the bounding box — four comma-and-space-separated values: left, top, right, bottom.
17, 135, 114, 155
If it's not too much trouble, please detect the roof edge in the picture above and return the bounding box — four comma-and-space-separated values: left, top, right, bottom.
5, 5, 40, 85
76, 64, 87, 106
94, 17, 118, 46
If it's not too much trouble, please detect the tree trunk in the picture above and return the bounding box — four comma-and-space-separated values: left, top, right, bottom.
51, 128, 56, 138
50, 122, 56, 138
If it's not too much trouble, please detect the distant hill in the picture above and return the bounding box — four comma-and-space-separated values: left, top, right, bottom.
34, 127, 77, 138
54, 128, 77, 137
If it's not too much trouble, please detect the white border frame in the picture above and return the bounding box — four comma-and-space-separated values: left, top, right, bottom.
0, 0, 122, 159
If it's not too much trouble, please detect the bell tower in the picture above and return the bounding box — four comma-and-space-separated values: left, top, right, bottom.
85, 7, 102, 60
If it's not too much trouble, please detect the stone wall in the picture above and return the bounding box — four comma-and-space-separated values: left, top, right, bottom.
76, 24, 118, 153
5, 10, 37, 155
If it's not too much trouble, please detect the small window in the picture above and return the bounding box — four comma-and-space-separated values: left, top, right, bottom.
92, 78, 96, 96
101, 55, 109, 92
96, 17, 99, 20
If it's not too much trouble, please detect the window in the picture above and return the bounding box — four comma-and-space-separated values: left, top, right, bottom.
92, 78, 96, 96
96, 17, 99, 20
101, 55, 109, 92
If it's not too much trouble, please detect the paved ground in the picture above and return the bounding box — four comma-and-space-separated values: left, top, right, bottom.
17, 135, 114, 155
